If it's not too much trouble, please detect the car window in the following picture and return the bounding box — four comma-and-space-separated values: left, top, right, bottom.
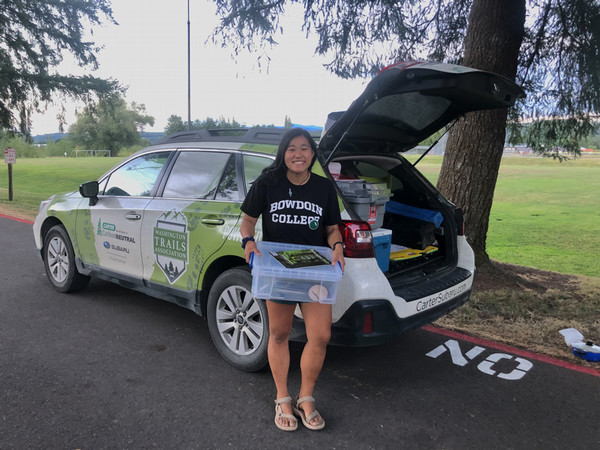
243, 154, 273, 193
162, 151, 232, 199
102, 151, 170, 197
362, 92, 451, 133
215, 154, 238, 201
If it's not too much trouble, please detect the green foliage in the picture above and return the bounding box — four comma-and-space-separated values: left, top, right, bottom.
117, 143, 150, 158
164, 115, 245, 135
68, 94, 154, 155
0, 0, 120, 135
44, 139, 77, 157
164, 115, 186, 135
210, 0, 600, 156
0, 136, 42, 158
580, 126, 600, 150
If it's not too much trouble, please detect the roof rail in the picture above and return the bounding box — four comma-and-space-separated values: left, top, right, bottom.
157, 127, 289, 145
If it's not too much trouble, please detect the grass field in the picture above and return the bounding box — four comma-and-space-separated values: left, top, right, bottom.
1, 155, 599, 278
408, 155, 600, 278
0, 157, 121, 219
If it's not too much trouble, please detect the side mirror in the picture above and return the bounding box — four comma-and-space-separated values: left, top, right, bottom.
79, 181, 99, 206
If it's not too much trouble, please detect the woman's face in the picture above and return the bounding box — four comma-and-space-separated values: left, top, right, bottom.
284, 135, 314, 175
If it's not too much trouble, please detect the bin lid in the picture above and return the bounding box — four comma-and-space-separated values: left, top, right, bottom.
251, 241, 343, 281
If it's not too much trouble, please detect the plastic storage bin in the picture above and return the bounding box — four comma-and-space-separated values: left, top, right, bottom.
336, 179, 390, 229
371, 228, 392, 272
250, 241, 343, 304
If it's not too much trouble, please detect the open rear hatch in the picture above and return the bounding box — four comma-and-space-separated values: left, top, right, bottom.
318, 61, 524, 163
320, 61, 524, 280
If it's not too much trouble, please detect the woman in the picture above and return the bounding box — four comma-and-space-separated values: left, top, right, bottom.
240, 128, 345, 432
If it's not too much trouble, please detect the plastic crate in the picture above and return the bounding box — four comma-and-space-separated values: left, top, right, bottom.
336, 179, 390, 229
346, 195, 389, 229
336, 179, 391, 202
250, 241, 343, 304
365, 182, 392, 201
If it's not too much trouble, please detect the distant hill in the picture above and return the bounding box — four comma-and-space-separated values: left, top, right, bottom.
32, 133, 65, 144
291, 123, 323, 132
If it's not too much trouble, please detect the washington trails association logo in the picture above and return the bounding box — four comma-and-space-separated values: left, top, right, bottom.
153, 209, 189, 284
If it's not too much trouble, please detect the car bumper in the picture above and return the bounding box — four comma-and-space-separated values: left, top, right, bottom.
290, 289, 471, 346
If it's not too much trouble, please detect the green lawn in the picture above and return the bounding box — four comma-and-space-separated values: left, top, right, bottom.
0, 157, 124, 213
1, 155, 599, 278
411, 155, 600, 278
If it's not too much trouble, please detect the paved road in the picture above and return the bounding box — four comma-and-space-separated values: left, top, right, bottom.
1, 217, 599, 449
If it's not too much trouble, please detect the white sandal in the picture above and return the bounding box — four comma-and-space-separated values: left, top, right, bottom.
293, 396, 325, 431
274, 396, 298, 431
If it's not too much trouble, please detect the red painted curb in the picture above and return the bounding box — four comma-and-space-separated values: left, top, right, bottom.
423, 324, 600, 378
0, 213, 34, 225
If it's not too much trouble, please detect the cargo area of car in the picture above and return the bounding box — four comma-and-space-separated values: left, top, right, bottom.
329, 154, 456, 281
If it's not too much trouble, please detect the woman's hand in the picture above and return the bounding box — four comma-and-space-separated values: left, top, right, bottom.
326, 224, 345, 272
244, 240, 260, 264
332, 245, 345, 272
240, 214, 260, 264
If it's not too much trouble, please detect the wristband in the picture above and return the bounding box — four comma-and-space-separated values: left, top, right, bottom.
241, 236, 255, 249
332, 241, 343, 250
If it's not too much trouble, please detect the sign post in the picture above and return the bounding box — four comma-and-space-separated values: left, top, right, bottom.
4, 147, 16, 201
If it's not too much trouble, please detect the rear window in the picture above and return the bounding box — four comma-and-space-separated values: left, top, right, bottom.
361, 92, 451, 133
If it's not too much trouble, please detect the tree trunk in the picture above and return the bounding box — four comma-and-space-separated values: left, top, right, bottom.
436, 0, 525, 266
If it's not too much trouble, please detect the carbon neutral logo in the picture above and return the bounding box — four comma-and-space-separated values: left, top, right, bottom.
154, 209, 189, 284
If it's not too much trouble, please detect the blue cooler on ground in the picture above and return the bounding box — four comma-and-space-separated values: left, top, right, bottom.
250, 241, 343, 304
371, 228, 392, 272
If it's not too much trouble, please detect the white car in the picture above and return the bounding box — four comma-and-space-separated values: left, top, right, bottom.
33, 61, 523, 371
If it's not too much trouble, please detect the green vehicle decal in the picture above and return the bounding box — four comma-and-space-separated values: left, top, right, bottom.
153, 209, 189, 284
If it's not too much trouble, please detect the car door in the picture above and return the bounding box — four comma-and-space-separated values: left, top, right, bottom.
77, 150, 172, 280
141, 149, 243, 295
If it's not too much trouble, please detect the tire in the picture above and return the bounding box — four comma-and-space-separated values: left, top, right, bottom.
207, 268, 269, 372
42, 225, 90, 293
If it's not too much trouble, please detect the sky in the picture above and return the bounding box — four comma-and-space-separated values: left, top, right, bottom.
30, 0, 370, 135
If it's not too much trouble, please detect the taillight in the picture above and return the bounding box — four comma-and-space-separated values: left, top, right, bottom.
338, 220, 375, 258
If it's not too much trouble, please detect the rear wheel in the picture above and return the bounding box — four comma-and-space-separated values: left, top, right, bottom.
207, 268, 268, 372
43, 225, 90, 293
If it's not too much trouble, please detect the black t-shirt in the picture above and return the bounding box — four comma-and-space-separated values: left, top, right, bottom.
241, 173, 341, 247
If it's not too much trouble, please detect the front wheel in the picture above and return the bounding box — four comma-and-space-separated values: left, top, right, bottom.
43, 225, 90, 293
207, 268, 268, 372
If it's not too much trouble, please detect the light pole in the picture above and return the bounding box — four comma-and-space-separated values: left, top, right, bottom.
187, 0, 191, 130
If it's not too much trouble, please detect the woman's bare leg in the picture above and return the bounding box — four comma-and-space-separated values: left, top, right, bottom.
297, 302, 332, 426
266, 300, 296, 427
